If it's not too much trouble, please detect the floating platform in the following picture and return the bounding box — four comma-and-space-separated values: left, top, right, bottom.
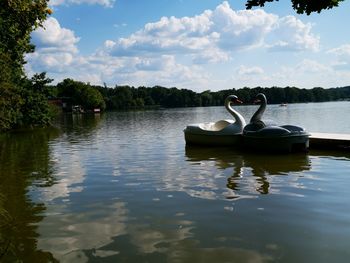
309, 133, 350, 150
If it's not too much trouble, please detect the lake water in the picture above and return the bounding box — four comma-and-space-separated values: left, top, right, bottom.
1, 101, 350, 262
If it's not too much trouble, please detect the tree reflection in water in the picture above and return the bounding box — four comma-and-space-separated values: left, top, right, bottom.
0, 128, 60, 262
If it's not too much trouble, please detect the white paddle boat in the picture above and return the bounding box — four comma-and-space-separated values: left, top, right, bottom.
184, 95, 246, 146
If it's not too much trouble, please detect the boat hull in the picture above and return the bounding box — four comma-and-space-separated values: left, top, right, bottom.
184, 132, 242, 146
243, 134, 309, 152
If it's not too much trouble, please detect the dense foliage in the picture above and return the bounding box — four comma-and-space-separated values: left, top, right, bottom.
56, 79, 106, 110
0, 0, 51, 131
0, 53, 23, 130
246, 0, 344, 14
51, 80, 350, 111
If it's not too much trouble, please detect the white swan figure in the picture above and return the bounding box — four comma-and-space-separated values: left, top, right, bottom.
184, 95, 246, 146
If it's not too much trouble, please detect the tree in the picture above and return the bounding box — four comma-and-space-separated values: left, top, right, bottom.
246, 0, 344, 15
0, 53, 23, 130
0, 0, 50, 67
19, 73, 54, 127
30, 72, 54, 96
0, 0, 51, 131
200, 90, 213, 107
57, 79, 106, 111
81, 85, 106, 110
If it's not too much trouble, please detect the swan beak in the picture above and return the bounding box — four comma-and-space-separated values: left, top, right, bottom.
253, 99, 261, 104
236, 99, 243, 104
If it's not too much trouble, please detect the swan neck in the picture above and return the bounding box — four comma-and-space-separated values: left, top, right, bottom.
225, 101, 246, 127
250, 98, 266, 123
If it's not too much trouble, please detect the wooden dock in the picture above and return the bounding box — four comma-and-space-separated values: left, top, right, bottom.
309, 133, 350, 150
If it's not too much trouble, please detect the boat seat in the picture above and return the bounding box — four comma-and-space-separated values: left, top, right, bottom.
280, 125, 305, 132
199, 120, 233, 131
244, 126, 291, 137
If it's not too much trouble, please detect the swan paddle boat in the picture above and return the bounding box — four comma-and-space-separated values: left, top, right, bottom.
184, 95, 246, 146
243, 93, 309, 152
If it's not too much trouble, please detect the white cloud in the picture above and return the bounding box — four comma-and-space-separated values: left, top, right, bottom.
267, 16, 319, 52
263, 59, 339, 88
49, 0, 115, 8
113, 23, 127, 28
295, 59, 330, 73
237, 65, 264, 76
105, 2, 278, 62
327, 44, 350, 70
27, 53, 74, 73
232, 60, 343, 89
31, 17, 79, 53
328, 44, 350, 57
211, 2, 277, 50
26, 2, 327, 91
27, 17, 79, 73
27, 16, 209, 90
234, 65, 268, 87
93, 55, 209, 89
104, 1, 317, 63
104, 40, 116, 49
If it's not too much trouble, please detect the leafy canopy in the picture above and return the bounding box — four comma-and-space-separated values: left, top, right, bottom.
0, 0, 51, 131
246, 0, 344, 15
0, 0, 50, 66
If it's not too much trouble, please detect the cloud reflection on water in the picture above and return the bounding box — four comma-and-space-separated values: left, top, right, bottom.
31, 111, 350, 262
37, 198, 197, 262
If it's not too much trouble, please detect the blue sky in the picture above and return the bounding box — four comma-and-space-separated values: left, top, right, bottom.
25, 0, 350, 92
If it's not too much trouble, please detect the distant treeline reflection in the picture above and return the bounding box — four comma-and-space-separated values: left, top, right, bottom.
94, 84, 350, 110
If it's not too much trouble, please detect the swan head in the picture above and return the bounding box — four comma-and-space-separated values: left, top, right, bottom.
254, 93, 267, 104
249, 93, 267, 124
225, 95, 243, 105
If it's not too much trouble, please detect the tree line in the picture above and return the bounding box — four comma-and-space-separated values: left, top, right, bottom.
51, 78, 350, 111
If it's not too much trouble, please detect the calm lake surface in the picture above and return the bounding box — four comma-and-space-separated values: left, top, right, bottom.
1, 101, 350, 262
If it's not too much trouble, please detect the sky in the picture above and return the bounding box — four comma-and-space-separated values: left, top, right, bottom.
25, 0, 350, 92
